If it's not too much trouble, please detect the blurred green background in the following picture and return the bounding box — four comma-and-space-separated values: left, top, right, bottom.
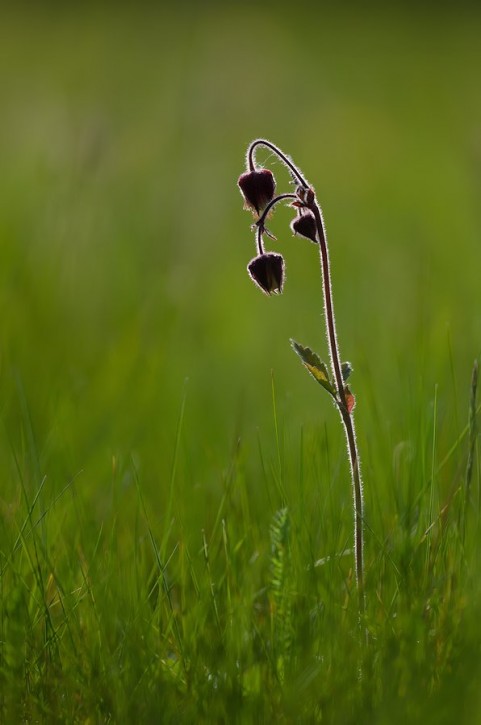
1, 2, 481, 571
2, 4, 481, 720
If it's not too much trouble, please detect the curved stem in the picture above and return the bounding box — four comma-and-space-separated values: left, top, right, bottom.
308, 196, 365, 618
247, 139, 309, 190
242, 139, 366, 623
256, 192, 297, 229
309, 201, 345, 403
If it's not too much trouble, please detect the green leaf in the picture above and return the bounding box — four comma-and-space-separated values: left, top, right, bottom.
341, 361, 353, 382
290, 340, 336, 397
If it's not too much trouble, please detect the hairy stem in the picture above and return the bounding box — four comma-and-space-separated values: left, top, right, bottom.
247, 139, 365, 619
256, 226, 264, 256
309, 197, 365, 619
256, 193, 298, 228
248, 139, 309, 189
255, 193, 297, 256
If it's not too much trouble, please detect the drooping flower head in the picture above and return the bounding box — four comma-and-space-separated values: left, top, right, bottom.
238, 168, 276, 215
247, 252, 284, 295
290, 210, 318, 244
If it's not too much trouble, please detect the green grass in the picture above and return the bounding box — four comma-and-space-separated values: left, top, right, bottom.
1, 4, 481, 722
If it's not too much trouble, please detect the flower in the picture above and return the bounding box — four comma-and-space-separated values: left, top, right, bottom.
247, 253, 284, 295
238, 168, 276, 215
290, 211, 318, 244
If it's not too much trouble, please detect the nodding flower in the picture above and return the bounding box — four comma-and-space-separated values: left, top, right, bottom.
238, 168, 276, 215
247, 252, 284, 295
290, 210, 318, 244
238, 140, 365, 620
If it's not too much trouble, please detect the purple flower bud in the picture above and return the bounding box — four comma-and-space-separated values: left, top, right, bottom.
290, 211, 318, 244
247, 253, 284, 295
238, 168, 276, 215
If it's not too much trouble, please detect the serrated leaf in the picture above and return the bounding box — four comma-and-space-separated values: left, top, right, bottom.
344, 386, 356, 413
341, 361, 353, 382
290, 340, 336, 397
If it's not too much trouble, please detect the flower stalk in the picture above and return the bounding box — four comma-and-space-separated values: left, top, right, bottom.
239, 139, 365, 621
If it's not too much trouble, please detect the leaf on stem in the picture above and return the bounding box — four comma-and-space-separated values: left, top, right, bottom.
290, 340, 336, 397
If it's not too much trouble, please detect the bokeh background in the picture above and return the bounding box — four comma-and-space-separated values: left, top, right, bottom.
1, 2, 481, 556
2, 4, 481, 720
